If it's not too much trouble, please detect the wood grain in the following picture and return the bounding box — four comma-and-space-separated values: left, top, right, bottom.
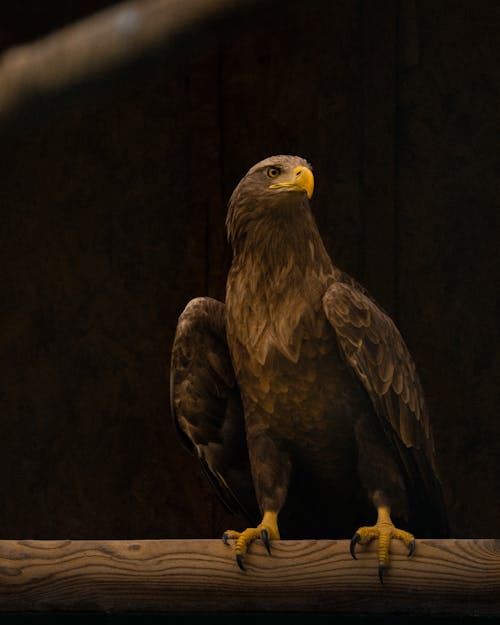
0, 539, 498, 615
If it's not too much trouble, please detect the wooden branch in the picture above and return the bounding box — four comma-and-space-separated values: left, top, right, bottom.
0, 0, 259, 124
0, 539, 498, 615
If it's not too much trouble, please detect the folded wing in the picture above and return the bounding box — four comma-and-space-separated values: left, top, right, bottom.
323, 278, 448, 536
170, 297, 258, 523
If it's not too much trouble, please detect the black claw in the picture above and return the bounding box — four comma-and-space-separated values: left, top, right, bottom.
222, 532, 229, 545
261, 528, 271, 555
408, 539, 416, 558
236, 553, 245, 571
378, 563, 385, 584
350, 532, 361, 560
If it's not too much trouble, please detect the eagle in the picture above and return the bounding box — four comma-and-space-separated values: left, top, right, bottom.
170, 155, 448, 581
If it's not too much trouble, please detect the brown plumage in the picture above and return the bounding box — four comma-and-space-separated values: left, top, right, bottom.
171, 155, 447, 575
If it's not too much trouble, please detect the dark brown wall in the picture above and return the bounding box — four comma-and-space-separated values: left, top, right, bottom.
396, 0, 500, 536
0, 0, 498, 539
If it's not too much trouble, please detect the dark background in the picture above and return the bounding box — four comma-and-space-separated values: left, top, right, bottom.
0, 0, 498, 540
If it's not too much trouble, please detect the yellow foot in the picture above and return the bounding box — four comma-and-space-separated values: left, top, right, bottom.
222, 511, 279, 571
350, 506, 415, 583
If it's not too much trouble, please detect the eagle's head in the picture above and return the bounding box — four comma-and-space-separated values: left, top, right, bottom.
226, 155, 314, 251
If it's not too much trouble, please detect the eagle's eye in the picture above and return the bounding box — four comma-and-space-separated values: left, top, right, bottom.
266, 166, 281, 179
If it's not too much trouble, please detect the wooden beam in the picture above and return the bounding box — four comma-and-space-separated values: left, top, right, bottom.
0, 539, 498, 615
0, 0, 262, 126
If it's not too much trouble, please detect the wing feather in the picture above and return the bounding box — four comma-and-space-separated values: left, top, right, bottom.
170, 297, 258, 522
322, 280, 432, 455
323, 279, 448, 536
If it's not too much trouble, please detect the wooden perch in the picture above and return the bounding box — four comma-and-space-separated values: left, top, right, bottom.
0, 539, 498, 615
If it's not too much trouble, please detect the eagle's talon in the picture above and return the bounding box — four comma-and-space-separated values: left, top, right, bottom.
408, 539, 415, 558
350, 532, 361, 560
378, 563, 385, 584
353, 507, 416, 580
236, 553, 245, 571
223, 514, 279, 569
261, 528, 271, 555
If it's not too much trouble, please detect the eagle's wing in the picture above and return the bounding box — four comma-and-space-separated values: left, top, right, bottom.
323, 279, 431, 452
323, 278, 448, 535
170, 297, 258, 523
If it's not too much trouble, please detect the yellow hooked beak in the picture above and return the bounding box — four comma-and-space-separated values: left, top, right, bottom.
269, 166, 314, 199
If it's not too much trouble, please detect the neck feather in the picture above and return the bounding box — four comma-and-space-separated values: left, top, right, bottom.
226, 203, 336, 365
